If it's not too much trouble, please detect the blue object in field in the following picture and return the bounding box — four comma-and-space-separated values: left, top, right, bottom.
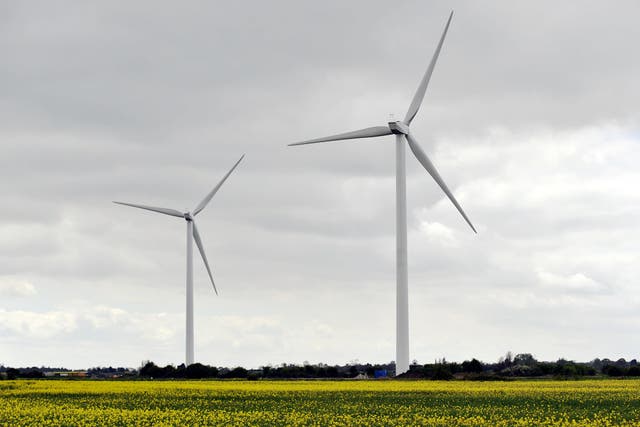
374, 370, 387, 378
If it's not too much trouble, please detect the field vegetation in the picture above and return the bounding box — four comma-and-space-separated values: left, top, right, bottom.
1, 379, 639, 426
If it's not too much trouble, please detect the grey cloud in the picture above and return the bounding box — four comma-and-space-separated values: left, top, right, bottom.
1, 1, 640, 367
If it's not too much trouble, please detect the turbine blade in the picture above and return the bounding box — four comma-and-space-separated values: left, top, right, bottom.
404, 11, 454, 125
193, 155, 245, 216
405, 133, 476, 233
288, 126, 392, 146
113, 201, 183, 218
192, 220, 218, 295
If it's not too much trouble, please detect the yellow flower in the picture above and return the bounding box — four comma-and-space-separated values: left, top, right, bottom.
1, 378, 639, 426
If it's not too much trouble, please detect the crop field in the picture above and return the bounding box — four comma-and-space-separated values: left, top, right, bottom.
1, 379, 639, 426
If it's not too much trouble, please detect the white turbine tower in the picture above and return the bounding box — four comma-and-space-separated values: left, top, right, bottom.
114, 155, 244, 366
288, 12, 475, 376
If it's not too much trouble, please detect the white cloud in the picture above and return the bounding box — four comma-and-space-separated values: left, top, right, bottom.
0, 306, 179, 342
418, 220, 458, 247
2, 1, 640, 368
0, 279, 37, 297
536, 270, 608, 294
0, 309, 76, 338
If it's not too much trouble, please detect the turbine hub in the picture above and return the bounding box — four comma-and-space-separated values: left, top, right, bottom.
184, 212, 193, 221
388, 121, 409, 135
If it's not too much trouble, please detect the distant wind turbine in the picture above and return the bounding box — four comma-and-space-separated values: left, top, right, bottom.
114, 155, 244, 366
288, 12, 475, 375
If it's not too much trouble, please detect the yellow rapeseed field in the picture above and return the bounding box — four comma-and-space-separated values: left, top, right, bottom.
1, 379, 639, 426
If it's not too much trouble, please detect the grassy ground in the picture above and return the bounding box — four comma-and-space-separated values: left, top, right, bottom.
1, 379, 639, 426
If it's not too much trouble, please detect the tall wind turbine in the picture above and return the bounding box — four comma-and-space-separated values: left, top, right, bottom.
288, 12, 475, 375
114, 155, 244, 366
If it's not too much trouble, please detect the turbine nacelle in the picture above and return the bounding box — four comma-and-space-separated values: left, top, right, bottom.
183, 212, 194, 221
388, 121, 410, 135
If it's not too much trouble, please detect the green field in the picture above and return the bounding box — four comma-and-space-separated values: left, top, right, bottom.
1, 379, 639, 426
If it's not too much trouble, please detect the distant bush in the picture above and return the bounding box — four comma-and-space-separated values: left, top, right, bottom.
461, 359, 483, 373
223, 367, 247, 379
552, 360, 595, 378
6, 369, 19, 380
185, 363, 218, 379
1, 368, 43, 379
21, 370, 44, 379
501, 365, 538, 377
627, 366, 640, 377
421, 364, 453, 380
603, 365, 624, 377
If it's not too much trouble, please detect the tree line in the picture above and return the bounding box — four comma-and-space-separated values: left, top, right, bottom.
1, 353, 639, 380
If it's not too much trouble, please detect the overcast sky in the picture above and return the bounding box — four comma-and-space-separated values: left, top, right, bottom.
2, 1, 640, 369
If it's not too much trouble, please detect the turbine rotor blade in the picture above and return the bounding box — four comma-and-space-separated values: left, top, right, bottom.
191, 220, 218, 295
404, 11, 454, 125
288, 126, 392, 146
193, 155, 245, 216
113, 201, 183, 218
405, 133, 476, 233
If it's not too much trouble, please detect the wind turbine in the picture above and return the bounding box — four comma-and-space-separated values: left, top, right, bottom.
288, 12, 475, 376
114, 155, 244, 366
